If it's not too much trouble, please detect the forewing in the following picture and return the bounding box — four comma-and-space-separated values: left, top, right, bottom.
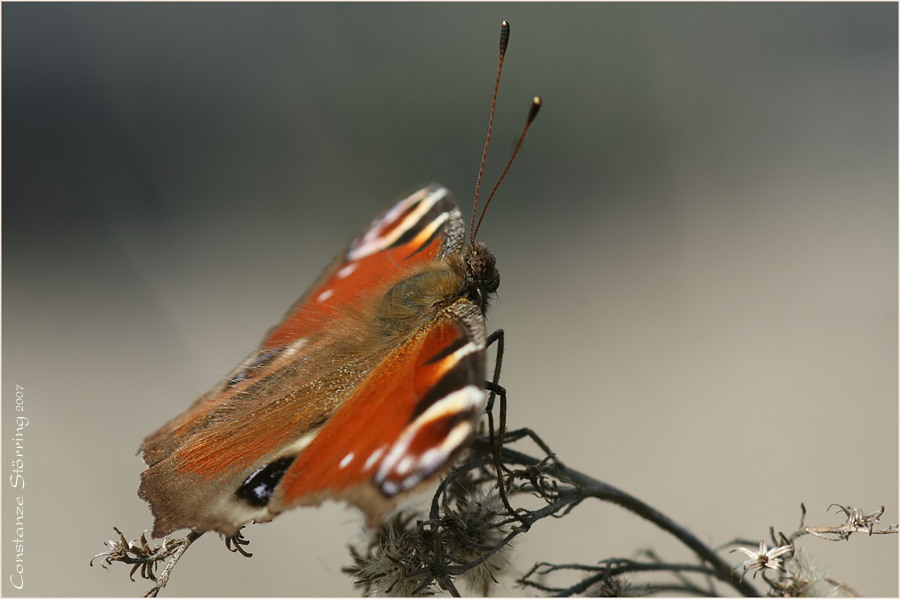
263, 184, 465, 348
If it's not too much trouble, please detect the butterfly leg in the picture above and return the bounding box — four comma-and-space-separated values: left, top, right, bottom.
223, 529, 253, 557
485, 329, 505, 389
483, 329, 530, 526
483, 329, 505, 445
483, 329, 506, 466
501, 426, 559, 463
484, 380, 525, 527
483, 329, 558, 465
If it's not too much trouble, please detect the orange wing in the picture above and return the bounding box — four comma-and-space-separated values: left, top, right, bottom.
138, 185, 488, 537
271, 299, 487, 526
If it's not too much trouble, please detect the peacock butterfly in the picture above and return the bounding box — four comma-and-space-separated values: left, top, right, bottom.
106, 21, 540, 594
139, 183, 502, 535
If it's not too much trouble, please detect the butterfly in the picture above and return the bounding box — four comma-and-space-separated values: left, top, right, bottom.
135, 21, 540, 545
138, 184, 501, 537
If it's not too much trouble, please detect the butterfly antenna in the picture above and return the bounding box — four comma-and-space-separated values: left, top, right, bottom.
471, 96, 542, 241
470, 20, 510, 246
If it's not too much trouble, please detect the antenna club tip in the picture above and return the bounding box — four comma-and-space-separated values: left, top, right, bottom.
527, 97, 542, 122
499, 21, 510, 53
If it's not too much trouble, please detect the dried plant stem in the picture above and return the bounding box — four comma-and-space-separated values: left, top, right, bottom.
471, 437, 761, 597
143, 531, 203, 597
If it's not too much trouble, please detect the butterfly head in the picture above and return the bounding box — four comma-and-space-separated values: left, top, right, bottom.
464, 241, 500, 312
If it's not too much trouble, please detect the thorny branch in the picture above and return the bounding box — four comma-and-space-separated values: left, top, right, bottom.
346, 425, 763, 597
784, 503, 897, 543
90, 527, 204, 596
91, 528, 178, 583
346, 418, 897, 597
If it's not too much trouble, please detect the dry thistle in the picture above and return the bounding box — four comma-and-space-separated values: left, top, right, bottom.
731, 541, 794, 581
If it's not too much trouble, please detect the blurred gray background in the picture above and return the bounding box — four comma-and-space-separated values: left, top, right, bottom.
3, 3, 897, 596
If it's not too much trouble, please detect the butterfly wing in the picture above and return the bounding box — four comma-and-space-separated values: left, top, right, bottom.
261, 184, 467, 349
269, 298, 487, 526
138, 184, 485, 536
140, 184, 461, 467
